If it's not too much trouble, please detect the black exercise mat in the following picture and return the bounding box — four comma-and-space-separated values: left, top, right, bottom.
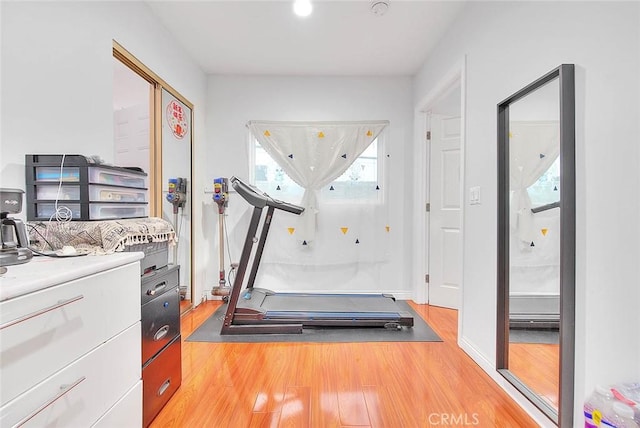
186, 300, 442, 343
509, 329, 559, 344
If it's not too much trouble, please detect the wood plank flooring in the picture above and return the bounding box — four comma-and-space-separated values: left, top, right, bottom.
509, 342, 559, 409
150, 301, 541, 428
180, 299, 192, 315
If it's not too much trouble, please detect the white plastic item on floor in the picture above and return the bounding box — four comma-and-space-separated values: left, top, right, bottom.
585, 385, 615, 428
602, 402, 639, 428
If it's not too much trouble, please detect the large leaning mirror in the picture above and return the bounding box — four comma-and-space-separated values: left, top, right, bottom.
497, 64, 575, 426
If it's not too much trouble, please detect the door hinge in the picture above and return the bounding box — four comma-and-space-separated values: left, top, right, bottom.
425, 202, 430, 212
425, 274, 430, 283
426, 130, 431, 141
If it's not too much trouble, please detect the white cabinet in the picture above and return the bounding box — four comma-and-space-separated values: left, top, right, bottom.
94, 381, 143, 428
0, 254, 143, 427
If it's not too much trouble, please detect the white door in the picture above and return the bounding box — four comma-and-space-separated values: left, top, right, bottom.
428, 114, 461, 309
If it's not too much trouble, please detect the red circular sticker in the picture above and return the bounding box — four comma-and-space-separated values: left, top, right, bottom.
166, 100, 188, 139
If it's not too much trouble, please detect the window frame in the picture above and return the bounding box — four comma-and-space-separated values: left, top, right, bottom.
247, 128, 387, 206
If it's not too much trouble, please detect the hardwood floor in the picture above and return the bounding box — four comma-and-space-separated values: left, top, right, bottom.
179, 299, 192, 315
509, 342, 560, 409
150, 301, 540, 428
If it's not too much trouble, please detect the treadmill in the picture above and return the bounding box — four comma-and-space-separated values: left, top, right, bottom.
220, 176, 414, 335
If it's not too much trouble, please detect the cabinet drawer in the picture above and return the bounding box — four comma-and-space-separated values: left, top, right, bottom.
0, 262, 141, 405
141, 287, 180, 363
89, 202, 148, 220
34, 166, 79, 182
89, 184, 147, 202
88, 166, 147, 188
142, 335, 182, 427
0, 323, 140, 427
35, 202, 81, 219
93, 380, 142, 428
36, 184, 80, 200
141, 264, 179, 305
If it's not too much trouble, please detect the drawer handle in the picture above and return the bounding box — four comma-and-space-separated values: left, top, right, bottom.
0, 295, 84, 330
146, 281, 167, 296
157, 378, 171, 396
154, 325, 170, 341
14, 376, 86, 427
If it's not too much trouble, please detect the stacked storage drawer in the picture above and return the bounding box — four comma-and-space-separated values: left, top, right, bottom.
25, 154, 148, 221
140, 264, 182, 427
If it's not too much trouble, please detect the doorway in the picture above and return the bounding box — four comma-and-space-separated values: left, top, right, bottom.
413, 59, 466, 314
112, 41, 195, 315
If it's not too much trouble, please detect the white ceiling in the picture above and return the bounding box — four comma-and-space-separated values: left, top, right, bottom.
146, 1, 467, 77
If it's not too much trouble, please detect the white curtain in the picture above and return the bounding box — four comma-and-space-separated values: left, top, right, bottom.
509, 120, 560, 246
509, 207, 560, 294
247, 120, 388, 242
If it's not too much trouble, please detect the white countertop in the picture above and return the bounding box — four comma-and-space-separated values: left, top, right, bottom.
0, 252, 144, 302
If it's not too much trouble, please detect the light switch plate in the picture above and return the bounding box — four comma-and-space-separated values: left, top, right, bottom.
470, 186, 481, 205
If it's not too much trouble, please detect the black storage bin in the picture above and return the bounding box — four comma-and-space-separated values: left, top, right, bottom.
25, 154, 148, 221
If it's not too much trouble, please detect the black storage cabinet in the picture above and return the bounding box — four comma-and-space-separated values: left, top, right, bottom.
25, 154, 148, 221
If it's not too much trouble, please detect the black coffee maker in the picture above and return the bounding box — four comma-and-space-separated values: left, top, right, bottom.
0, 188, 33, 270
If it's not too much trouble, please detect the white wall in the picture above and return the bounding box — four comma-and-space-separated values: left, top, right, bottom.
1, 1, 209, 303
413, 1, 640, 424
204, 75, 414, 297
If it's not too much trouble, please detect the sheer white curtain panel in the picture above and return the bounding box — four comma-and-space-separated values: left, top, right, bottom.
509, 121, 560, 246
247, 120, 389, 243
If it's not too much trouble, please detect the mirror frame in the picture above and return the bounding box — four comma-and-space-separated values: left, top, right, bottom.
496, 64, 575, 426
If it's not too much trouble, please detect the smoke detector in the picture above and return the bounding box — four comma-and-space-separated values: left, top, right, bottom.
370, 1, 389, 16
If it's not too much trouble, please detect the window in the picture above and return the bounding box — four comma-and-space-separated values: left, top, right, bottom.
252, 137, 383, 204
527, 156, 560, 208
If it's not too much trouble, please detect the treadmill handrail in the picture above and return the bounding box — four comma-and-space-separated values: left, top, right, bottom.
230, 176, 304, 215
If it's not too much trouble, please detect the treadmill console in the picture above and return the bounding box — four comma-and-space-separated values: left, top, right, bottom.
230, 176, 304, 215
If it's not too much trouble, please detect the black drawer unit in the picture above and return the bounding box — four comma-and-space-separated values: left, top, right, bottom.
140, 262, 181, 427
142, 334, 182, 428
25, 154, 148, 221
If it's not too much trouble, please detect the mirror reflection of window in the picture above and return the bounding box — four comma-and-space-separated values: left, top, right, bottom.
528, 156, 560, 208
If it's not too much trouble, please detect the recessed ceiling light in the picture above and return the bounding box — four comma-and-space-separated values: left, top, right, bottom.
293, 0, 312, 17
